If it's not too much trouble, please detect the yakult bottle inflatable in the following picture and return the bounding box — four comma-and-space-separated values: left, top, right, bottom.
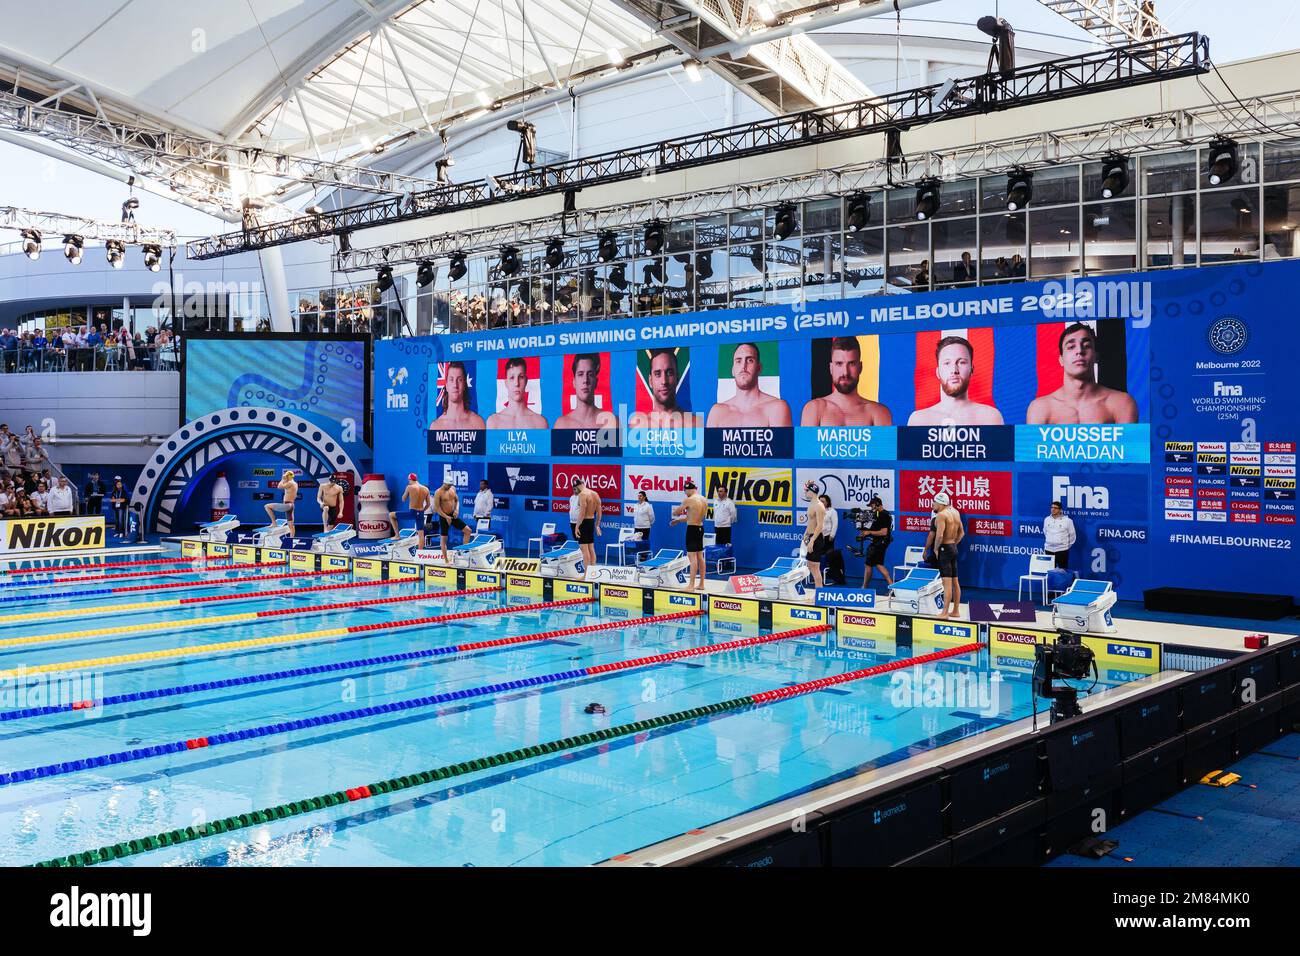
357, 473, 393, 539
211, 471, 231, 521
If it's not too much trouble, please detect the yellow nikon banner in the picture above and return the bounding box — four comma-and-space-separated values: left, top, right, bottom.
352, 558, 385, 580
708, 595, 761, 623
424, 564, 457, 587
599, 583, 645, 610
654, 589, 701, 614
505, 572, 545, 598
205, 542, 231, 558
466, 570, 501, 590
288, 551, 317, 572
1, 516, 106, 556
181, 539, 203, 558
231, 544, 258, 563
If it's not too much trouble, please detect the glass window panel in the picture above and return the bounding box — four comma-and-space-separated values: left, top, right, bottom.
693, 249, 728, 310
604, 262, 632, 318
666, 220, 694, 253
841, 229, 884, 297
632, 256, 665, 315
933, 218, 978, 287
979, 212, 1026, 282
935, 178, 978, 219
1143, 195, 1196, 268
803, 234, 842, 301
886, 222, 929, 290
553, 271, 580, 322
764, 238, 803, 304
1263, 183, 1300, 259
729, 209, 763, 243
1264, 141, 1300, 184
1200, 187, 1260, 263
1082, 200, 1138, 273
1142, 150, 1196, 195
728, 243, 765, 307
886, 186, 919, 224
984, 165, 1078, 210
766, 204, 801, 240
803, 197, 841, 234
1029, 204, 1080, 279
696, 213, 728, 250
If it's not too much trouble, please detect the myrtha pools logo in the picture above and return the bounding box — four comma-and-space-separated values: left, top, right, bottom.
1207, 317, 1248, 355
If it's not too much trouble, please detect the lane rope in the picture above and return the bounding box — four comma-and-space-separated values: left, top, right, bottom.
0, 561, 283, 591
0, 567, 342, 609
1, 609, 716, 782
0, 556, 207, 579
31, 640, 978, 867
0, 597, 640, 721
0, 575, 423, 626
0, 589, 580, 679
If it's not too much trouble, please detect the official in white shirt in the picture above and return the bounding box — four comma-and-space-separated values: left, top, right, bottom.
1043, 500, 1077, 569
472, 480, 494, 527
632, 490, 655, 542
711, 486, 737, 546
47, 476, 75, 516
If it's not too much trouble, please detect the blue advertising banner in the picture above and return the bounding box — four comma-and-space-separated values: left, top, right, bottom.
375, 261, 1300, 599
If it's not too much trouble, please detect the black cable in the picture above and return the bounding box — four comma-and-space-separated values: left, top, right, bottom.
1209, 62, 1300, 141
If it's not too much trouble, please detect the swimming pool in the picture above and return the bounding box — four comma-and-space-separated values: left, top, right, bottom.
0, 549, 1127, 867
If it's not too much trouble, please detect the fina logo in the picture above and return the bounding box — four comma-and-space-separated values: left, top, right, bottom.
386, 366, 409, 410
788, 607, 820, 620
1208, 317, 1249, 355
1051, 475, 1108, 511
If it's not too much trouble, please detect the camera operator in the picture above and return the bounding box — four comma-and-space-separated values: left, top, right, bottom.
858, 496, 894, 589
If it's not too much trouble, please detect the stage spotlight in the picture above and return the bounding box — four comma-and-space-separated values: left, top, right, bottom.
62, 234, 84, 265
914, 178, 941, 220
597, 230, 618, 262
416, 259, 436, 288
1006, 168, 1033, 211
976, 16, 1016, 77
845, 193, 871, 232
338, 232, 352, 254
1207, 137, 1238, 185
105, 240, 126, 269
608, 263, 628, 290
448, 252, 468, 282
306, 205, 324, 216
499, 245, 521, 276
377, 264, 394, 292
20, 229, 41, 261
142, 244, 162, 272
121, 196, 139, 224
694, 250, 714, 280
643, 220, 665, 254
749, 245, 765, 272
773, 203, 797, 240
544, 237, 565, 269
436, 156, 454, 184
1100, 154, 1129, 198
507, 119, 537, 166
683, 61, 703, 83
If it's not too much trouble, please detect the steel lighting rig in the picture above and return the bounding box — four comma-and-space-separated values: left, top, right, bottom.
187, 32, 1211, 260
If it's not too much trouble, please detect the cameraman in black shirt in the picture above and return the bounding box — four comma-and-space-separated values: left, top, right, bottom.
858, 496, 894, 589
83, 471, 106, 517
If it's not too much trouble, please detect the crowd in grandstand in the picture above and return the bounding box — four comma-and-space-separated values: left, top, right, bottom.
0, 325, 177, 372
0, 424, 131, 533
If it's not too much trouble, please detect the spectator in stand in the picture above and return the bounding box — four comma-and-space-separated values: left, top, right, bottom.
23, 437, 51, 484
29, 329, 48, 371
84, 471, 106, 516
109, 477, 129, 536
0, 328, 17, 373
46, 476, 75, 517
30, 481, 48, 515
0, 479, 11, 513
47, 329, 66, 370
86, 324, 103, 369
1, 432, 21, 478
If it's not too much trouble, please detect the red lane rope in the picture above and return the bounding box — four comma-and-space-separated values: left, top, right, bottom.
585, 623, 831, 673
750, 642, 983, 703
6, 561, 283, 587
0, 556, 198, 576
451, 607, 704, 649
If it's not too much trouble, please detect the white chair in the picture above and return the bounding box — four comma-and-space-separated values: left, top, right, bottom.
892, 545, 925, 582
1018, 553, 1057, 604
527, 521, 557, 559
605, 527, 637, 565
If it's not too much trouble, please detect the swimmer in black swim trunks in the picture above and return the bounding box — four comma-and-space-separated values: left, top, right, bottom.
923, 491, 965, 619
670, 479, 708, 591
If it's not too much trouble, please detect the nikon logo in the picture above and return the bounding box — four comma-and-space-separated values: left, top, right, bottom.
757, 509, 793, 525
5, 519, 104, 552
706, 468, 792, 506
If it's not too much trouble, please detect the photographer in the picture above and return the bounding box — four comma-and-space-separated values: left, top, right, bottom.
858, 496, 894, 589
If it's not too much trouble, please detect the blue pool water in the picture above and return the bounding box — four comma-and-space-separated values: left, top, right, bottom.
0, 549, 1125, 866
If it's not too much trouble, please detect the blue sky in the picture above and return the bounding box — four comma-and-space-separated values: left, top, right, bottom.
1, 0, 1296, 242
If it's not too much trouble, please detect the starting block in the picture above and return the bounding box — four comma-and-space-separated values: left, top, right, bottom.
1052, 579, 1117, 634
310, 523, 356, 555
636, 549, 690, 588
449, 533, 503, 570
888, 567, 946, 616
539, 540, 587, 579
753, 556, 810, 600
237, 518, 290, 548
380, 528, 423, 561
197, 514, 241, 544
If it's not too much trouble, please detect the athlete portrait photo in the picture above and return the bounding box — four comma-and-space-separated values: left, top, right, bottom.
553, 352, 618, 430
1026, 320, 1140, 424
800, 335, 893, 426
486, 356, 549, 429
908, 333, 1004, 426
629, 347, 703, 429
706, 341, 792, 428
428, 360, 486, 430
